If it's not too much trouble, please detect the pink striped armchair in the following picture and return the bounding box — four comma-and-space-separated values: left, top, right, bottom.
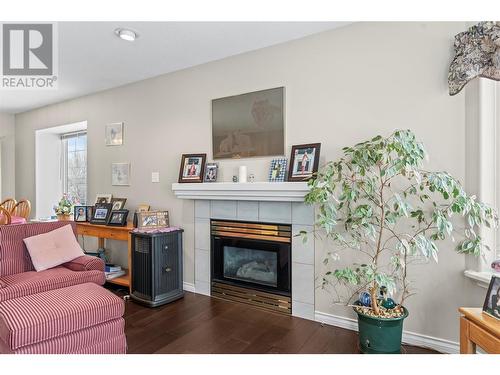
0, 221, 105, 302
0, 222, 126, 354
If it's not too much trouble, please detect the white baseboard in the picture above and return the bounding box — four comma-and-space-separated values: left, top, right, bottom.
314, 311, 459, 354
183, 282, 196, 292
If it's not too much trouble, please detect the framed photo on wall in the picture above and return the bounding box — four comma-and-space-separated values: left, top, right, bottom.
212, 87, 285, 159
112, 163, 131, 186
288, 143, 321, 182
105, 122, 124, 146
178, 153, 206, 183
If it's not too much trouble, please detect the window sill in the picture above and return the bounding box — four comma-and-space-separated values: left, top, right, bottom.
464, 269, 498, 288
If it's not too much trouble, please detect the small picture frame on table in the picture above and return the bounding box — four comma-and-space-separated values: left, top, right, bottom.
111, 197, 127, 210
137, 210, 170, 230
137, 211, 159, 230
90, 203, 113, 225
178, 153, 206, 183
74, 206, 89, 222
95, 194, 112, 204
268, 158, 287, 182
107, 210, 129, 226
288, 143, 321, 182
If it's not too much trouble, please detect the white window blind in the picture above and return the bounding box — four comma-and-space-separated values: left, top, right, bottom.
61, 131, 87, 204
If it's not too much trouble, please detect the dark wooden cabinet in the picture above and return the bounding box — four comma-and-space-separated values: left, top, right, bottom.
131, 229, 184, 307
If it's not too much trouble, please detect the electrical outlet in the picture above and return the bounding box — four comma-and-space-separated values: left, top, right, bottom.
151, 172, 160, 183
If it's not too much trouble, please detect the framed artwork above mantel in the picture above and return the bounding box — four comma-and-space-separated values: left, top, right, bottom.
212, 87, 285, 160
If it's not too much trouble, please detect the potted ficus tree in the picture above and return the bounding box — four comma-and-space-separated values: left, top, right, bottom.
303, 129, 498, 354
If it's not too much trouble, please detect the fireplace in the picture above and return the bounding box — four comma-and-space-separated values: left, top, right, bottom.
211, 219, 292, 314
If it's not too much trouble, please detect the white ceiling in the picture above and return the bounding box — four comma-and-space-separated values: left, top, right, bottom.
0, 22, 349, 114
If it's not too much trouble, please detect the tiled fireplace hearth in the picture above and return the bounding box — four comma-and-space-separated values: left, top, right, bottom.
172, 182, 315, 320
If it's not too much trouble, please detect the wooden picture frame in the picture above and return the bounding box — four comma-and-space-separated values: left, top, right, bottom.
178, 153, 206, 183
90, 203, 113, 225
107, 210, 129, 226
287, 143, 321, 182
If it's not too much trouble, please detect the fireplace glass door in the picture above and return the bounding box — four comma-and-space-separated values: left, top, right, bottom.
211, 220, 291, 296
223, 246, 278, 287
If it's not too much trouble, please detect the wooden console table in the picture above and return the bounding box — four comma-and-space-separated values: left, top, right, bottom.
459, 307, 500, 354
76, 222, 134, 291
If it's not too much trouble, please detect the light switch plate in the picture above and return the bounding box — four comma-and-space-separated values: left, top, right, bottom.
151, 172, 160, 183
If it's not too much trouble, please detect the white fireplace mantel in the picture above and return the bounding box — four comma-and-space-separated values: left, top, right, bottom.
171, 182, 310, 202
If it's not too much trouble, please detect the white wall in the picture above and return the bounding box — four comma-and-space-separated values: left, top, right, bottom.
13, 22, 485, 344
35, 131, 62, 218
0, 112, 15, 199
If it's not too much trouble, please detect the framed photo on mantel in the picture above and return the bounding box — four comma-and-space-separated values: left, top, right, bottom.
178, 153, 206, 183
288, 143, 321, 182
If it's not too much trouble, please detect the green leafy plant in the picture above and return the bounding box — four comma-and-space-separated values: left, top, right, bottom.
304, 130, 498, 317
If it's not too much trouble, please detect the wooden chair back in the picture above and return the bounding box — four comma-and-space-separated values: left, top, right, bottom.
11, 199, 31, 220
0, 198, 17, 213
0, 207, 11, 225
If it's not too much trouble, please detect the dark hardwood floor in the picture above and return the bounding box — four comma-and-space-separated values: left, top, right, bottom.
113, 289, 438, 354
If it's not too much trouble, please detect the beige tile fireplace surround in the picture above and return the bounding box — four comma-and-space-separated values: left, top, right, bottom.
172, 182, 315, 320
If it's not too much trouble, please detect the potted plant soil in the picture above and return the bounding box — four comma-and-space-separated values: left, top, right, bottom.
303, 130, 497, 354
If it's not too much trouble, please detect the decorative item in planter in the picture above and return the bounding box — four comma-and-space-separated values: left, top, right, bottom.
107, 210, 129, 226
178, 153, 206, 183
204, 163, 218, 182
90, 203, 113, 225
482, 276, 500, 320
94, 194, 112, 204
74, 206, 89, 222
268, 157, 287, 182
111, 197, 127, 210
53, 194, 75, 221
288, 143, 321, 182
111, 163, 131, 186
303, 130, 498, 354
105, 122, 124, 146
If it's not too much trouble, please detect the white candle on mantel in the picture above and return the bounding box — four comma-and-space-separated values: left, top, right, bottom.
239, 166, 247, 183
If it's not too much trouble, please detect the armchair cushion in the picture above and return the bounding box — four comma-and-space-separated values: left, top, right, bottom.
0, 266, 105, 302
62, 255, 105, 272
23, 224, 84, 272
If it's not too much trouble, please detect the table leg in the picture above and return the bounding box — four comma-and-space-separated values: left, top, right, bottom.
460, 316, 476, 354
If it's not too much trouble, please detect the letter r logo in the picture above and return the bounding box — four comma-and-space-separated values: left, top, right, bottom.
2, 24, 53, 76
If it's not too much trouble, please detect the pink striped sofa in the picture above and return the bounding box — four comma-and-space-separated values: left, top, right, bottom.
0, 222, 127, 354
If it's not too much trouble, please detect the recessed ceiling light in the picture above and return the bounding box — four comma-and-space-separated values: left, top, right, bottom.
114, 28, 138, 42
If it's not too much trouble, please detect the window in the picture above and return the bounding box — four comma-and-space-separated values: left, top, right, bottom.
464, 78, 499, 282
61, 131, 87, 204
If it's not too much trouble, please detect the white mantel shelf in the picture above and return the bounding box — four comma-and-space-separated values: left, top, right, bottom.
171, 182, 310, 202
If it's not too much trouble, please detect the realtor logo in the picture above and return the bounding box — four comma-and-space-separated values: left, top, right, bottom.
1, 23, 58, 89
